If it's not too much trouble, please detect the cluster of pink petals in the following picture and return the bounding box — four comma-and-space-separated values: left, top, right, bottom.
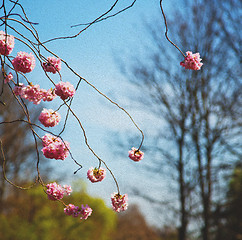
64, 204, 81, 217
4, 72, 13, 84
12, 51, 35, 73
55, 81, 75, 100
13, 84, 56, 104
46, 182, 72, 201
111, 193, 128, 212
128, 147, 144, 162
180, 51, 203, 70
42, 133, 70, 160
42, 89, 57, 102
63, 185, 72, 196
0, 31, 14, 56
43, 56, 61, 74
87, 167, 106, 183
39, 108, 61, 127
19, 84, 43, 104
80, 204, 93, 220
64, 204, 92, 220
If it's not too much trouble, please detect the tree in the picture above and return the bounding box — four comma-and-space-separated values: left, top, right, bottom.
114, 205, 161, 240
0, 78, 47, 212
120, 0, 241, 239
0, 183, 117, 240
212, 164, 242, 240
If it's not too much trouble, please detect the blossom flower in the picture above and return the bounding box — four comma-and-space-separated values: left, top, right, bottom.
13, 83, 54, 104
46, 182, 65, 201
64, 204, 81, 217
39, 108, 61, 127
79, 204, 92, 220
63, 185, 72, 196
14, 83, 43, 104
46, 182, 72, 201
55, 81, 75, 100
111, 193, 128, 212
87, 167, 106, 183
0, 30, 14, 56
21, 84, 43, 105
42, 133, 70, 160
42, 89, 56, 102
4, 72, 13, 84
180, 51, 203, 70
13, 83, 25, 96
128, 147, 144, 162
12, 51, 35, 73
43, 56, 61, 74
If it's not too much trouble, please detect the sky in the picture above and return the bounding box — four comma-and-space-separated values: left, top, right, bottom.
4, 0, 183, 227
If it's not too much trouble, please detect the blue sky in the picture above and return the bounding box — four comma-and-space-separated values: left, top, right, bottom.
4, 0, 183, 227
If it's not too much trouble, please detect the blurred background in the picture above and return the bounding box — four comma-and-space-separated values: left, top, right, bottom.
0, 0, 241, 239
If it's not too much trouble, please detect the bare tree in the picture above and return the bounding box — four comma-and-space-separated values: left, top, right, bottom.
121, 0, 241, 239
0, 79, 47, 212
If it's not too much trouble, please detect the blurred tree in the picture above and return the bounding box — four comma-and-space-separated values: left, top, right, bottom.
120, 0, 241, 239
212, 164, 242, 240
114, 205, 161, 240
0, 183, 117, 240
0, 75, 49, 212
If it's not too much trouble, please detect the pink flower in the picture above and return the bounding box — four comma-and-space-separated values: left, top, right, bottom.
55, 81, 75, 100
14, 83, 43, 105
13, 83, 51, 105
13, 83, 25, 96
39, 108, 61, 127
4, 72, 13, 84
87, 167, 106, 183
21, 84, 43, 105
63, 185, 72, 196
111, 193, 128, 212
43, 56, 61, 74
42, 89, 56, 102
128, 147, 144, 162
80, 204, 92, 220
42, 133, 70, 160
0, 31, 14, 56
64, 204, 81, 217
12, 51, 35, 73
46, 182, 72, 201
46, 182, 65, 201
180, 51, 203, 70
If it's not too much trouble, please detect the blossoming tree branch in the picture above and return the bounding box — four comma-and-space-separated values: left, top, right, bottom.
0, 0, 202, 222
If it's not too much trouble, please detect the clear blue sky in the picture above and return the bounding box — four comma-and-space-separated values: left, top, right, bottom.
5, 0, 183, 227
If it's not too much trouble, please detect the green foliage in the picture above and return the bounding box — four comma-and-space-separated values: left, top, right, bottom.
225, 166, 242, 240
0, 184, 117, 240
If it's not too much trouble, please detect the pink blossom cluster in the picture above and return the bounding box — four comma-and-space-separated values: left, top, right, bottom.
0, 31, 14, 56
42, 89, 57, 102
55, 81, 75, 100
180, 51, 203, 70
4, 72, 13, 84
12, 51, 35, 73
46, 182, 72, 201
13, 84, 56, 105
87, 167, 106, 183
63, 185, 72, 195
43, 56, 61, 74
42, 133, 70, 160
79, 204, 93, 220
128, 147, 144, 162
111, 193, 128, 212
17, 84, 43, 105
64, 204, 80, 217
64, 204, 92, 220
39, 108, 61, 127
